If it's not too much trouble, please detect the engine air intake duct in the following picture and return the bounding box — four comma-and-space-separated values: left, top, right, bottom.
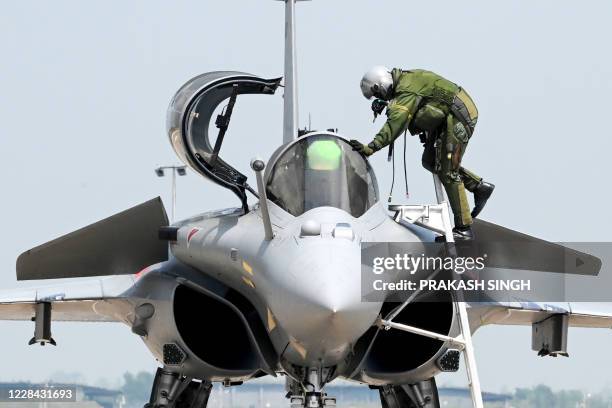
173, 284, 258, 370
365, 291, 454, 375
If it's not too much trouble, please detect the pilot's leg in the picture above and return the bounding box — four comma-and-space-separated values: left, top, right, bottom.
455, 122, 495, 218
459, 166, 482, 193
422, 127, 470, 227
460, 164, 495, 218
437, 117, 474, 239
421, 133, 436, 173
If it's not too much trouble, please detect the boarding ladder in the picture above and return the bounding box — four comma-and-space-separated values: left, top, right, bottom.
383, 175, 484, 408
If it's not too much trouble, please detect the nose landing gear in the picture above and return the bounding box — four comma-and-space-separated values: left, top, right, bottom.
286, 368, 337, 408
289, 393, 336, 408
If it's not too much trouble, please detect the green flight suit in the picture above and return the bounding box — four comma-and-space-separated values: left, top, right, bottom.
369, 68, 482, 227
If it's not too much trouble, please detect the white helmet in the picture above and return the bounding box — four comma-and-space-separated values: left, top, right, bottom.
360, 66, 393, 100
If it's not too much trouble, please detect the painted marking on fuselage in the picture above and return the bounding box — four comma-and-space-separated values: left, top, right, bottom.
289, 337, 307, 360
242, 276, 255, 288
134, 265, 154, 280
242, 260, 253, 275
267, 308, 277, 332
187, 228, 201, 244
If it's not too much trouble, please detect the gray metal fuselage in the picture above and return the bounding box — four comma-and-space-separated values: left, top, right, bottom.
170, 199, 419, 369
119, 126, 460, 385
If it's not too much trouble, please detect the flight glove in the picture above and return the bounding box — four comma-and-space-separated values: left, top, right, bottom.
349, 139, 376, 157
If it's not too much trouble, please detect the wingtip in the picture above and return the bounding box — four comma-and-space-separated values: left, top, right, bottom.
15, 250, 32, 281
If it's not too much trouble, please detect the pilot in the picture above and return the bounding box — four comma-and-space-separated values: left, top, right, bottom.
350, 66, 494, 241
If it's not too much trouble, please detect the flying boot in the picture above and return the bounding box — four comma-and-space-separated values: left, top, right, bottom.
435, 225, 474, 242
471, 181, 495, 218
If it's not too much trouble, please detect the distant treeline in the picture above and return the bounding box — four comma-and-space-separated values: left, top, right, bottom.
510, 384, 612, 408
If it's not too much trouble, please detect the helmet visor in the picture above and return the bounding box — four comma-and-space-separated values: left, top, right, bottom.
360, 79, 374, 100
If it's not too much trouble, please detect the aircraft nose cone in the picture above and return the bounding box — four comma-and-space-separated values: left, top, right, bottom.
264, 242, 382, 365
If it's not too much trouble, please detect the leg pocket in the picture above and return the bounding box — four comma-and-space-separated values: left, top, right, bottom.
453, 121, 470, 143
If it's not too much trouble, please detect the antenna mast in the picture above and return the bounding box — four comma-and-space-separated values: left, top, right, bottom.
281, 0, 306, 144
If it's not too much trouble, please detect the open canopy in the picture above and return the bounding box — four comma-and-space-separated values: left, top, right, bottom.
167, 71, 282, 210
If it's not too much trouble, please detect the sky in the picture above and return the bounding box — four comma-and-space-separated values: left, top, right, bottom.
1, 0, 612, 394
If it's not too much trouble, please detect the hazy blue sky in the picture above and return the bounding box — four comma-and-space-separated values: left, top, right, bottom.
1, 0, 612, 393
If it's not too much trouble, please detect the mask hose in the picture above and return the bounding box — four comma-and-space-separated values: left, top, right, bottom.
388, 142, 395, 203
388, 131, 410, 203
403, 131, 409, 199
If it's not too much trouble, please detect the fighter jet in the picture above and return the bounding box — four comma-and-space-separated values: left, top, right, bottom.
1, 2, 611, 408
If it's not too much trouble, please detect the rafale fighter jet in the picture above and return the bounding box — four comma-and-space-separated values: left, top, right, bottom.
1, 2, 611, 408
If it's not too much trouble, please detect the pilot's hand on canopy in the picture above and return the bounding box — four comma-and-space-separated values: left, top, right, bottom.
349, 139, 376, 157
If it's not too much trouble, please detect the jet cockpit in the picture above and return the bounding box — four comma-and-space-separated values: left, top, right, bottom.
265, 133, 378, 217
167, 72, 379, 218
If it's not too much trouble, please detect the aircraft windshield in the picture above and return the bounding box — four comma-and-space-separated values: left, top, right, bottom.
266, 135, 378, 217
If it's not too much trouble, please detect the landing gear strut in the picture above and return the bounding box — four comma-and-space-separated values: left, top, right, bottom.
285, 368, 336, 408
145, 368, 212, 408
377, 379, 440, 408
